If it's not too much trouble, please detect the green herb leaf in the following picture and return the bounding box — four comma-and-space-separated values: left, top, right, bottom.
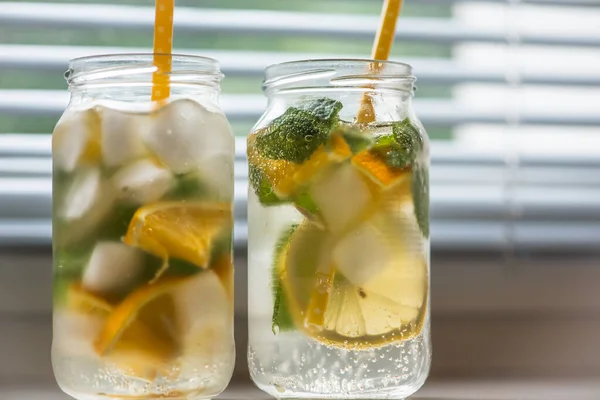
338, 125, 373, 154
393, 118, 422, 159
411, 163, 430, 238
370, 118, 422, 169
248, 164, 286, 206
298, 97, 343, 121
271, 224, 299, 334
52, 276, 72, 307
294, 191, 319, 215
167, 172, 206, 199
255, 98, 343, 164
54, 249, 90, 277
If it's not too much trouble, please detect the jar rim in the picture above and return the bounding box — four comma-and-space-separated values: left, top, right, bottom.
266, 58, 413, 75
263, 58, 416, 94
69, 53, 219, 68
67, 53, 222, 88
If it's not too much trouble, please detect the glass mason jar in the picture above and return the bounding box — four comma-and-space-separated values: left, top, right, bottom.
51, 54, 235, 400
247, 59, 431, 398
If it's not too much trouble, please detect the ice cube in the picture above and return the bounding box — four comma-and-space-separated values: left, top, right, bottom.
197, 152, 234, 201
100, 107, 147, 168
58, 168, 115, 246
333, 222, 391, 287
309, 163, 372, 234
173, 270, 234, 385
52, 310, 103, 358
52, 108, 101, 172
112, 159, 173, 204
173, 270, 230, 333
61, 168, 110, 221
82, 242, 144, 294
144, 99, 234, 174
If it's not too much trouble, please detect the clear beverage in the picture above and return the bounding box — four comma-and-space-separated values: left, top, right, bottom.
247, 60, 431, 399
51, 55, 235, 400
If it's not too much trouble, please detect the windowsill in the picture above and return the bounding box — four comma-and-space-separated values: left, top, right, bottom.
3, 379, 600, 400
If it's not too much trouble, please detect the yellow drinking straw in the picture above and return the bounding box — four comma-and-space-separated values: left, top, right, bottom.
304, 0, 405, 330
357, 0, 404, 123
151, 0, 175, 102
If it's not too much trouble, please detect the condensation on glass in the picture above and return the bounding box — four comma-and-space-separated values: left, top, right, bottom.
247, 59, 431, 399
51, 54, 235, 400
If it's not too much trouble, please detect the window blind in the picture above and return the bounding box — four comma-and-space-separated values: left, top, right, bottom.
0, 0, 599, 253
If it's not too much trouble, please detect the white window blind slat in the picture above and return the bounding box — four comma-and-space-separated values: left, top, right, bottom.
1, 2, 599, 47
2, 44, 600, 87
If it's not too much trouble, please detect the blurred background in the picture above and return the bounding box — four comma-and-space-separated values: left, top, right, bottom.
1, 0, 600, 398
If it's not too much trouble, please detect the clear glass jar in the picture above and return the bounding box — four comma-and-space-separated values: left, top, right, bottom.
247, 59, 431, 399
51, 54, 235, 400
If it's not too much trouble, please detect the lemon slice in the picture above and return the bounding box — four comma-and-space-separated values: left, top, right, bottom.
278, 210, 428, 349
123, 202, 232, 279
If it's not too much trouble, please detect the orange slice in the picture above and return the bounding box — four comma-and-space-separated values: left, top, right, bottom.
123, 202, 232, 279
67, 283, 112, 315
64, 284, 175, 380
352, 150, 409, 188
94, 277, 182, 366
95, 271, 232, 381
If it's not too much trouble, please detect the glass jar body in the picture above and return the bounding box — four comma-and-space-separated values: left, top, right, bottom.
247, 61, 431, 399
51, 55, 235, 400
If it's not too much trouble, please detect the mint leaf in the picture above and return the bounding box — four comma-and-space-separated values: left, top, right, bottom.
336, 125, 372, 154
412, 163, 429, 238
248, 164, 286, 206
294, 191, 319, 215
393, 118, 422, 159
370, 118, 422, 169
53, 276, 72, 307
272, 225, 298, 334
255, 98, 343, 163
298, 97, 343, 121
167, 172, 206, 199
